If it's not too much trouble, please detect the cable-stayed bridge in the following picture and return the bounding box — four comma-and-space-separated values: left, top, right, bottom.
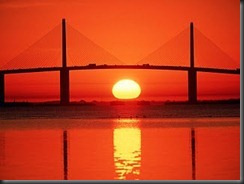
0, 19, 240, 105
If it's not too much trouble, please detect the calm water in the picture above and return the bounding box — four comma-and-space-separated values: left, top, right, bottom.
0, 104, 240, 180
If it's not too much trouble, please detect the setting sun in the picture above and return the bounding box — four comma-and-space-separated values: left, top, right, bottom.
112, 79, 141, 99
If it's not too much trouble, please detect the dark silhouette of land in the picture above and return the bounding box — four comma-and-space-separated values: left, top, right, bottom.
0, 98, 240, 107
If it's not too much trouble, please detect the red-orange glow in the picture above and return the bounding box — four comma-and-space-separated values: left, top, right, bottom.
0, 118, 240, 179
0, 0, 240, 102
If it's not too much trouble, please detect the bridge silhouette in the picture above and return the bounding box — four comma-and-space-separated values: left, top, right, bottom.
0, 19, 240, 105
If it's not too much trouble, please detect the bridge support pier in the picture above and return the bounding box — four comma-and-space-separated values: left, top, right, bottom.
60, 19, 70, 105
60, 69, 69, 105
188, 69, 197, 104
0, 73, 4, 106
188, 22, 197, 104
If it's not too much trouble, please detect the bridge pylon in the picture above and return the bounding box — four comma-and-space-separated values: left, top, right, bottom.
0, 72, 4, 106
188, 22, 197, 104
60, 68, 70, 105
60, 19, 70, 105
188, 68, 197, 103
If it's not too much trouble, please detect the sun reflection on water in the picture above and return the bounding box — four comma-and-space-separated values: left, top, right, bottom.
113, 119, 141, 180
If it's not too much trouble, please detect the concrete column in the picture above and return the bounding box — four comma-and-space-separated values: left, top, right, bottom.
188, 69, 197, 103
60, 19, 70, 105
0, 73, 4, 106
188, 22, 197, 103
60, 68, 69, 105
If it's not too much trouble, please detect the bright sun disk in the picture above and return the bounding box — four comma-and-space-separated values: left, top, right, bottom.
112, 79, 141, 99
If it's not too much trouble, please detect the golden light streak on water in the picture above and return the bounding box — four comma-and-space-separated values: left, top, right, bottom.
113, 119, 141, 180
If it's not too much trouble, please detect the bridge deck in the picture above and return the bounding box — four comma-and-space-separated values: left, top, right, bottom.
0, 65, 240, 75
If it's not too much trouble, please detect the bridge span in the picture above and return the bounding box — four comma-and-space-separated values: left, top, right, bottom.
0, 19, 240, 106
0, 64, 239, 75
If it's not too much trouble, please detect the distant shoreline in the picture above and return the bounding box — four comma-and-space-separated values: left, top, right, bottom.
0, 100, 240, 120
0, 98, 240, 107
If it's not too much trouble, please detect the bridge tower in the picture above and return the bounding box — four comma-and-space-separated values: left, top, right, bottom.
188, 22, 197, 103
0, 72, 4, 106
60, 19, 70, 105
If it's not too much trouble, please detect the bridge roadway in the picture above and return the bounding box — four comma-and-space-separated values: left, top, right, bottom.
0, 64, 240, 75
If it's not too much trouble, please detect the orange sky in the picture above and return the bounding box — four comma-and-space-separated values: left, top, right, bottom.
0, 0, 240, 102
